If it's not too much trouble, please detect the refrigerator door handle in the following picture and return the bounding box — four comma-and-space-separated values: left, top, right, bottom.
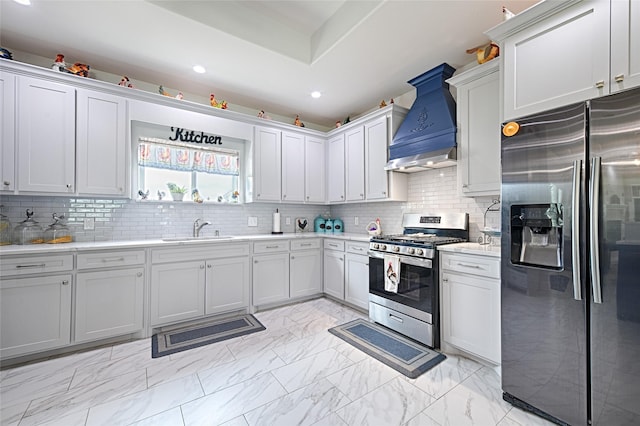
590, 157, 603, 304
571, 159, 582, 301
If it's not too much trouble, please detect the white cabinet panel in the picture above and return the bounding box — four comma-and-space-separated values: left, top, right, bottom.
75, 267, 144, 342
611, 0, 640, 92
323, 249, 345, 300
76, 89, 127, 196
345, 252, 369, 310
345, 127, 365, 201
206, 257, 250, 315
327, 134, 345, 203
254, 127, 281, 201
281, 131, 305, 202
1, 72, 15, 192
305, 136, 325, 203
17, 76, 75, 193
252, 253, 290, 306
1, 274, 72, 358
150, 261, 206, 326
364, 117, 388, 200
290, 249, 322, 299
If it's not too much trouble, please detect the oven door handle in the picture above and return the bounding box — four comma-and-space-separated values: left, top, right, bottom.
368, 251, 432, 268
367, 250, 385, 259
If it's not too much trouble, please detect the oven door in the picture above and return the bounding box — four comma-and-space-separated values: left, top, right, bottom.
368, 251, 436, 321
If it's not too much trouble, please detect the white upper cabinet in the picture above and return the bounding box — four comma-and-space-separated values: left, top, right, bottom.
364, 116, 390, 200
0, 72, 15, 193
610, 0, 640, 92
281, 131, 305, 202
345, 126, 365, 201
447, 60, 501, 197
488, 0, 611, 120
76, 89, 128, 196
253, 126, 282, 202
304, 136, 325, 203
17, 76, 76, 194
327, 134, 346, 203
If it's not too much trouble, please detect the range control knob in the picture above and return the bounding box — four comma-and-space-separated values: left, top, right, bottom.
380, 245, 387, 251
416, 249, 424, 256
372, 243, 379, 249
393, 246, 400, 252
408, 248, 415, 255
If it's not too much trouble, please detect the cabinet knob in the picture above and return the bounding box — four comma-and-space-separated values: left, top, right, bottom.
3, 181, 9, 186
291, 255, 295, 260
382, 191, 386, 195
254, 260, 258, 264
257, 194, 261, 198
341, 195, 344, 199
595, 80, 605, 89
66, 184, 73, 189
306, 196, 309, 200
462, 184, 468, 188
62, 280, 69, 285
207, 264, 212, 269
200, 264, 205, 269
615, 74, 624, 83
283, 194, 286, 199
137, 272, 143, 277
360, 193, 364, 197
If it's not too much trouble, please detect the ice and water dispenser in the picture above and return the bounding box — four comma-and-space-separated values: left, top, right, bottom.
510, 203, 563, 270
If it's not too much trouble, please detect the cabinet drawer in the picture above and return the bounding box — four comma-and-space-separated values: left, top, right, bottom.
77, 250, 145, 270
152, 243, 250, 264
0, 254, 73, 278
346, 241, 369, 255
290, 239, 321, 251
440, 253, 500, 279
253, 240, 289, 254
324, 239, 345, 251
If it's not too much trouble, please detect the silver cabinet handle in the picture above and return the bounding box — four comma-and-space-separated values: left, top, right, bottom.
389, 314, 403, 323
300, 243, 312, 247
571, 160, 582, 301
102, 257, 125, 263
590, 157, 602, 304
62, 280, 69, 285
615, 74, 624, 83
456, 262, 482, 269
16, 264, 46, 269
595, 80, 605, 88
265, 245, 279, 249
340, 195, 344, 199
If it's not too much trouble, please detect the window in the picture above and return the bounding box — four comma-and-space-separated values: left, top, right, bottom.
137, 137, 240, 202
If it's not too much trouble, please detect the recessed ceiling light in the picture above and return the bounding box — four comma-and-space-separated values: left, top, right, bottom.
193, 65, 206, 74
311, 91, 322, 99
13, 0, 31, 5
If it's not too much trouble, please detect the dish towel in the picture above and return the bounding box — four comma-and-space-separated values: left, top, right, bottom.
384, 254, 400, 293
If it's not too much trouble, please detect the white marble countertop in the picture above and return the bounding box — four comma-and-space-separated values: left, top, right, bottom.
0, 232, 370, 256
438, 242, 501, 258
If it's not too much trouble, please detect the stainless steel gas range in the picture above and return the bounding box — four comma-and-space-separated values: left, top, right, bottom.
368, 212, 468, 348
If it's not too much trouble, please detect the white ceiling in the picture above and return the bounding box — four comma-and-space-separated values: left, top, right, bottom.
0, 0, 538, 128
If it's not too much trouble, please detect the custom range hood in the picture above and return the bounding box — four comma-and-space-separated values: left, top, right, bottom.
386, 63, 457, 172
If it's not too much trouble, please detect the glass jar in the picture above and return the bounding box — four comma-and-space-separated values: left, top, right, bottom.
13, 209, 44, 245
44, 213, 72, 244
0, 208, 12, 246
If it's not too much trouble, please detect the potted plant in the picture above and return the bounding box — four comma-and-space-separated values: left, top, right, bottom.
166, 183, 187, 201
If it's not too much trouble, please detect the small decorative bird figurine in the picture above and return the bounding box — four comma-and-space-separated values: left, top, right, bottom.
157, 190, 165, 200
192, 189, 203, 203
210, 93, 218, 107
379, 100, 387, 108
52, 54, 66, 71
118, 76, 130, 86
294, 115, 305, 127
158, 85, 171, 97
138, 189, 150, 200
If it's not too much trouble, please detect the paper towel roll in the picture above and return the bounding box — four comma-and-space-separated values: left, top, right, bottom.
273, 210, 281, 233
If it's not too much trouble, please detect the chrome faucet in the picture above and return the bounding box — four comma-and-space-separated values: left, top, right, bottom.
193, 218, 212, 237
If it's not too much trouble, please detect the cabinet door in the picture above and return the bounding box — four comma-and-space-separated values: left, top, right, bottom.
290, 250, 322, 299
345, 253, 369, 310
1, 274, 71, 359
254, 127, 281, 201
281, 131, 305, 202
1, 72, 15, 192
327, 134, 345, 203
17, 76, 75, 193
323, 250, 345, 300
502, 1, 610, 120
75, 267, 144, 343
457, 66, 501, 196
76, 89, 127, 196
150, 261, 205, 326
252, 253, 289, 306
206, 257, 250, 315
364, 117, 389, 200
611, 0, 640, 92
441, 271, 500, 364
345, 127, 365, 201
305, 136, 325, 203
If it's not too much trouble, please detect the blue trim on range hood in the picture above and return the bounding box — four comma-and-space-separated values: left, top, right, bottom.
388, 63, 457, 169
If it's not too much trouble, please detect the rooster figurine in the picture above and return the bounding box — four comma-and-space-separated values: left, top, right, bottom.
158, 85, 172, 97
52, 54, 66, 72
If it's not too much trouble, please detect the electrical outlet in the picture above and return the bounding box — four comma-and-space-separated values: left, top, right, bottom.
83, 217, 95, 230
285, 217, 291, 225
248, 216, 258, 227
354, 217, 359, 225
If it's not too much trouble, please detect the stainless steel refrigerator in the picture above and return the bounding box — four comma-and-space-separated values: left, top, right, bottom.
501, 86, 640, 425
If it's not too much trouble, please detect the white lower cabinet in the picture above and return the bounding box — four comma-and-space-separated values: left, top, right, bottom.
75, 267, 144, 343
323, 239, 345, 300
0, 274, 72, 359
252, 252, 290, 306
344, 250, 369, 310
290, 240, 322, 299
440, 251, 500, 364
150, 243, 250, 326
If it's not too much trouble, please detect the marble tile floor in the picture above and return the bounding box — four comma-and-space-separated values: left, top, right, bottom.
0, 297, 555, 426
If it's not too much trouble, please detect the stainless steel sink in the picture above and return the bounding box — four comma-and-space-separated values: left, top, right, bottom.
162, 236, 234, 242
